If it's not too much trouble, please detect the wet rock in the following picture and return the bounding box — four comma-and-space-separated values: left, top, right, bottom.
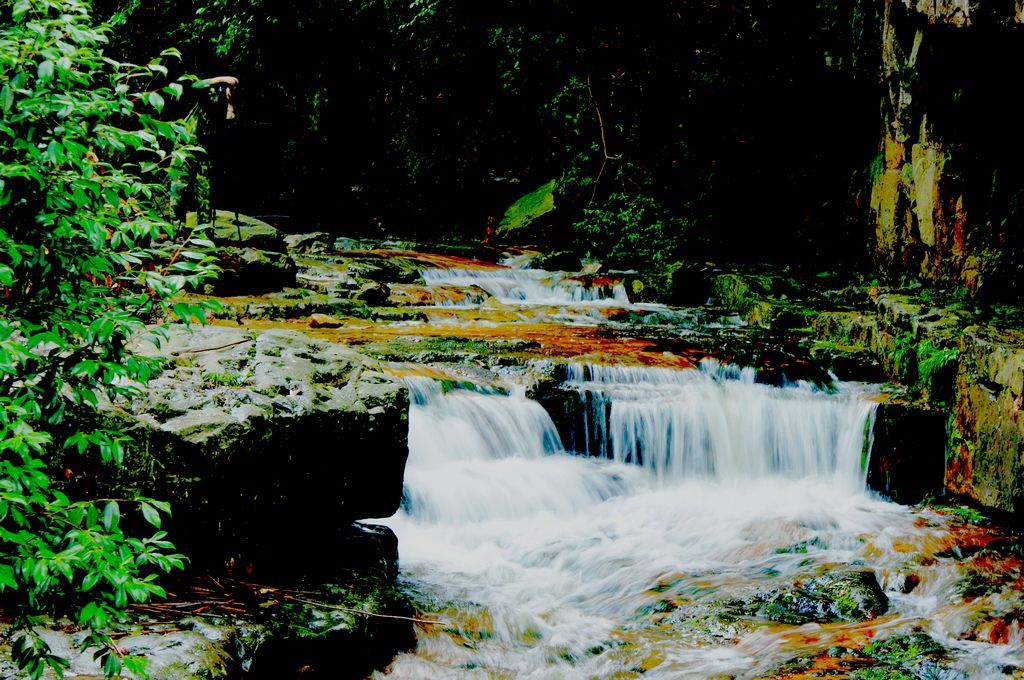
666, 261, 715, 306
813, 310, 878, 349
284, 231, 333, 254
709, 272, 814, 329
309, 313, 344, 328
334, 237, 376, 251
352, 280, 391, 305
710, 273, 777, 327
213, 246, 297, 295
768, 632, 956, 680
640, 600, 754, 645
188, 210, 287, 252
210, 291, 371, 322
340, 254, 422, 285
744, 567, 887, 624
496, 179, 557, 236
247, 528, 415, 680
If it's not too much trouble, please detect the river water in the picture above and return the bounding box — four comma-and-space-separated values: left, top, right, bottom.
373, 261, 1024, 679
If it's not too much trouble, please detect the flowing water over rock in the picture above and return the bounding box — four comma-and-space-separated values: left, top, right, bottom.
420, 267, 631, 307
374, 361, 1024, 678
559, 361, 877, 488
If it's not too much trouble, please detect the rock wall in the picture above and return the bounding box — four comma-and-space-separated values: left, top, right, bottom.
947, 327, 1024, 511
871, 0, 1024, 299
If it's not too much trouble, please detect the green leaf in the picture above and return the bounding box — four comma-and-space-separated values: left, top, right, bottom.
37, 60, 54, 82
102, 501, 120, 530
0, 564, 17, 591
140, 503, 161, 528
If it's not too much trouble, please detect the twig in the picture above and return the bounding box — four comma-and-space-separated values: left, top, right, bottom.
284, 595, 449, 627
585, 74, 620, 206
171, 338, 251, 355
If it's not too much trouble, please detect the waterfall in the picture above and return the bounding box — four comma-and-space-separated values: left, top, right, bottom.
561, 360, 878, 489
419, 267, 631, 306
400, 364, 878, 525
403, 378, 640, 524
381, 367, 919, 679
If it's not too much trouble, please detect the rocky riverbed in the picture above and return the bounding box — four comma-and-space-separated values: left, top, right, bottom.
7, 212, 1024, 678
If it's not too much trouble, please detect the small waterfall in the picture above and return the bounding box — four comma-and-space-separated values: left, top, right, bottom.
420, 267, 630, 306
403, 378, 638, 524
561, 360, 878, 489
400, 365, 877, 525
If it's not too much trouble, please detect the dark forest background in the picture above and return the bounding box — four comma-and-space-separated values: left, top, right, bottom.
98, 0, 883, 270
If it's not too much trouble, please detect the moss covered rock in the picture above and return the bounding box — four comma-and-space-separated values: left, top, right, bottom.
187, 210, 286, 252
90, 325, 409, 569
742, 566, 887, 624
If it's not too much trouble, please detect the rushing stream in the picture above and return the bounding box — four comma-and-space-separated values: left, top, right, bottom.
370, 262, 1024, 679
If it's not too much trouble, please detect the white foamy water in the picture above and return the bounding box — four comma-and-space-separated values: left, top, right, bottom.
378, 365, 1024, 678
420, 267, 631, 307
561, 360, 878, 490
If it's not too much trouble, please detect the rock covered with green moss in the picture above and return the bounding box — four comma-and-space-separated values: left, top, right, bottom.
741, 566, 888, 625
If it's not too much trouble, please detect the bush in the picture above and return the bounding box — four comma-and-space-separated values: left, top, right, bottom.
1, 1, 218, 676
570, 192, 685, 267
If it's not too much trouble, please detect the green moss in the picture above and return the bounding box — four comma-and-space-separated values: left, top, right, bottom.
862, 633, 944, 665
497, 180, 557, 234
851, 668, 915, 680
892, 330, 917, 380
774, 537, 826, 554
923, 499, 987, 524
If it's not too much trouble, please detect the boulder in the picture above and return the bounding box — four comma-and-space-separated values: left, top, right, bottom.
187, 210, 286, 252
531, 250, 581, 273
496, 179, 557, 236
744, 567, 887, 624
0, 523, 413, 679
89, 325, 410, 569
352, 280, 391, 305
284, 231, 333, 254
309, 313, 345, 328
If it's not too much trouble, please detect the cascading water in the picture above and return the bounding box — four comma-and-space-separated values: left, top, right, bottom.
560, 361, 878, 489
419, 267, 631, 306
374, 363, 1012, 679
403, 378, 637, 524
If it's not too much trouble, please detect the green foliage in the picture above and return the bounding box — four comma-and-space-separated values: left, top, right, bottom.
891, 331, 917, 379
571, 192, 684, 267
96, 0, 877, 267
868, 151, 885, 181
203, 371, 242, 388
1, 1, 218, 676
916, 340, 958, 391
